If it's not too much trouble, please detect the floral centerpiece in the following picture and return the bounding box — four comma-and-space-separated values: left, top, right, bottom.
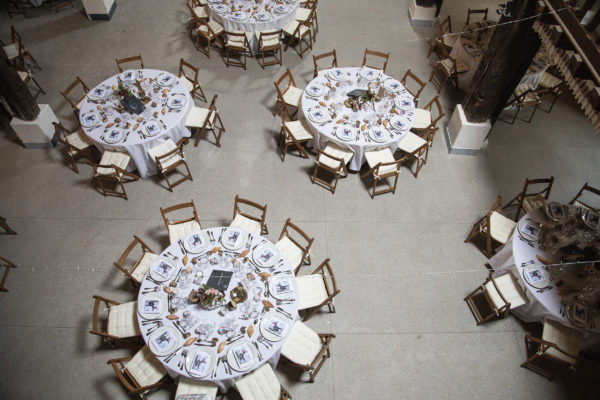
197, 284, 226, 310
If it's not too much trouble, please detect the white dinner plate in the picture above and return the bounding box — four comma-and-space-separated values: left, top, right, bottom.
120, 69, 137, 83
104, 127, 125, 144
273, 4, 289, 14
328, 68, 345, 81
148, 326, 180, 356
359, 67, 379, 81
252, 242, 280, 268
522, 264, 549, 289
143, 120, 162, 137
581, 209, 600, 230
334, 125, 358, 141
185, 348, 216, 378
212, 4, 228, 13
221, 228, 245, 251
517, 219, 540, 242
138, 292, 168, 319
80, 111, 102, 128
254, 11, 271, 21
268, 276, 296, 300
226, 340, 258, 372
368, 126, 390, 143
156, 73, 176, 87
305, 83, 326, 98
231, 11, 247, 20
183, 231, 210, 254
88, 86, 109, 101
149, 258, 178, 282
388, 115, 410, 131
384, 79, 403, 93
394, 96, 414, 111
307, 107, 330, 123
544, 202, 569, 222
167, 93, 187, 109
259, 312, 290, 342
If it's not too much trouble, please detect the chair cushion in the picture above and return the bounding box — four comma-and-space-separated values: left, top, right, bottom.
397, 132, 427, 155
148, 139, 183, 171
319, 142, 354, 170
412, 108, 432, 130
294, 7, 311, 21
542, 319, 581, 363
185, 106, 210, 128
364, 148, 397, 175
259, 33, 281, 49
226, 31, 253, 49
283, 20, 300, 36
193, 6, 208, 18
284, 120, 313, 142
230, 214, 261, 235
65, 129, 94, 150
522, 195, 547, 213
126, 346, 167, 388
282, 86, 303, 108
440, 57, 469, 74
3, 43, 18, 60
538, 72, 561, 89
176, 377, 218, 397
276, 236, 304, 268
182, 76, 195, 93
168, 220, 201, 244
197, 20, 224, 37
235, 362, 281, 400
97, 150, 130, 176
297, 273, 328, 310
484, 273, 527, 310
131, 251, 159, 282
107, 301, 142, 338
489, 211, 517, 244
281, 320, 322, 366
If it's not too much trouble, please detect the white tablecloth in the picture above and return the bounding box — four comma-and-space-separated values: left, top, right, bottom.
137, 227, 299, 392
299, 67, 415, 171
79, 69, 192, 178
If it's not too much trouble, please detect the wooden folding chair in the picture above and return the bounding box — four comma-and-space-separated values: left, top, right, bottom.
178, 58, 207, 102
186, 0, 208, 22
90, 295, 142, 345
311, 143, 353, 194
114, 235, 157, 286
224, 31, 251, 70
273, 68, 303, 118
61, 76, 90, 119
281, 320, 335, 383
412, 95, 445, 131
192, 19, 225, 58
464, 196, 517, 258
429, 45, 468, 94
569, 182, 600, 211
4, 1, 30, 18
115, 54, 144, 73
0, 256, 17, 292
536, 70, 563, 113
230, 195, 268, 235
465, 8, 488, 27
148, 138, 193, 191
362, 48, 389, 72
3, 26, 42, 70
107, 346, 168, 398
297, 259, 340, 321
0, 217, 17, 235
428, 16, 454, 58
282, 12, 313, 58
278, 110, 312, 161
235, 362, 293, 400
464, 271, 527, 325
17, 69, 44, 99
52, 122, 97, 174
500, 84, 543, 124
185, 94, 226, 147
160, 200, 201, 244
503, 176, 554, 221
395, 132, 433, 178
360, 148, 406, 199
276, 218, 314, 275
521, 319, 582, 380
86, 151, 139, 200
257, 30, 283, 68
312, 49, 337, 78
400, 69, 426, 107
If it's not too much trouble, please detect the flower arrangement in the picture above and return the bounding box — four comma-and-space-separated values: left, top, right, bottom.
197, 284, 226, 309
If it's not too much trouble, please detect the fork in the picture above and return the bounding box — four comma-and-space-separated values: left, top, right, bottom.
178, 349, 188, 370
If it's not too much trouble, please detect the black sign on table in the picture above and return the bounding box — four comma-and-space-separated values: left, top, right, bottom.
206, 270, 233, 292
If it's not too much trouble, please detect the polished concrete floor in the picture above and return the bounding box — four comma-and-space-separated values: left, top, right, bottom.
0, 1, 599, 399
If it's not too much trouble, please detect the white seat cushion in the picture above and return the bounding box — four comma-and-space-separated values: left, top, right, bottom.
107, 301, 142, 338
294, 7, 311, 21
176, 377, 218, 397
319, 142, 353, 170
364, 148, 397, 175
97, 150, 130, 176
193, 6, 208, 19
440, 57, 469, 74
284, 120, 313, 142
276, 236, 304, 268
397, 132, 427, 155
168, 220, 201, 244
148, 139, 183, 171
230, 214, 261, 235
539, 72, 562, 89
126, 346, 167, 388
131, 251, 158, 282
259, 32, 281, 49
226, 31, 253, 48
3, 43, 18, 60
489, 211, 517, 244
182, 76, 195, 93
281, 320, 322, 366
522, 195, 547, 213
281, 86, 303, 107
185, 106, 214, 128
484, 273, 527, 310
283, 20, 300, 36
297, 273, 328, 310
235, 362, 281, 400
65, 129, 94, 150
196, 20, 224, 37
412, 108, 432, 129
542, 319, 581, 363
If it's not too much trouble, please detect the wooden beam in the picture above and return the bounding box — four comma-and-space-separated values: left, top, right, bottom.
585, 9, 600, 32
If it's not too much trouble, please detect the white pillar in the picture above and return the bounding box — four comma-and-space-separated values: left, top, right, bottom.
82, 0, 117, 21
444, 104, 491, 155
408, 0, 437, 26
10, 104, 60, 148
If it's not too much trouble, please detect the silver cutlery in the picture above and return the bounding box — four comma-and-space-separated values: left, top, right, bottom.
276, 307, 293, 319
178, 349, 188, 370
164, 348, 180, 363
252, 341, 263, 361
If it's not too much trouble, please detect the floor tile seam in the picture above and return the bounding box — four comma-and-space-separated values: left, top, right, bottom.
329, 330, 524, 336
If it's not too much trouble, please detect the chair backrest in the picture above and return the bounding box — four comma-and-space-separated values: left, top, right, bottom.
207, 94, 219, 123
483, 196, 503, 233
116, 54, 144, 73
225, 31, 249, 49
259, 30, 282, 48
10, 25, 23, 46
107, 346, 167, 394
114, 235, 154, 279
61, 76, 89, 110
569, 182, 600, 211
90, 295, 120, 339
187, 0, 206, 20
520, 177, 554, 199
362, 48, 389, 72
178, 58, 199, 89
160, 200, 199, 227
466, 8, 488, 25
233, 195, 267, 230
439, 15, 452, 34
279, 218, 314, 265
311, 258, 340, 299
313, 49, 337, 78
423, 95, 445, 128
274, 69, 297, 117
52, 122, 72, 143
188, 0, 202, 6
302, 0, 318, 8
400, 69, 426, 106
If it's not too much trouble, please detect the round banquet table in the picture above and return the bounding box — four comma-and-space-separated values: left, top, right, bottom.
299, 67, 416, 172
137, 226, 299, 392
208, 0, 299, 53
79, 69, 192, 178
